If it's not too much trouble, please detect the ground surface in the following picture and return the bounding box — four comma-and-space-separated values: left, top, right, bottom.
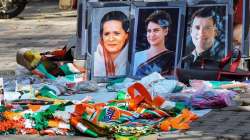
0, 0, 76, 71
1, 1, 250, 140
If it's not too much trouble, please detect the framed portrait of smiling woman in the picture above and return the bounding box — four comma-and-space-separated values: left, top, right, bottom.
180, 0, 233, 69
129, 1, 186, 79
87, 1, 131, 82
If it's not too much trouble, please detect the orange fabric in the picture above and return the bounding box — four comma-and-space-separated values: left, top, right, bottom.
160, 109, 198, 131
74, 103, 89, 115
128, 95, 144, 111
117, 108, 134, 117
48, 120, 60, 128
135, 107, 145, 114
70, 117, 81, 127
92, 109, 101, 125
28, 105, 42, 112
50, 48, 67, 57
3, 111, 23, 120
93, 103, 106, 109
72, 103, 106, 125
152, 96, 165, 108
154, 109, 169, 117
22, 128, 38, 134
0, 119, 25, 132
160, 119, 171, 131
128, 83, 152, 103
127, 82, 166, 110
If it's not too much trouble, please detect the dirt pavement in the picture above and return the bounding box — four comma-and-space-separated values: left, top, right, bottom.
0, 0, 77, 71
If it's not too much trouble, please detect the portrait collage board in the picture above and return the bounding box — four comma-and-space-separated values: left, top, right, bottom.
76, 0, 249, 82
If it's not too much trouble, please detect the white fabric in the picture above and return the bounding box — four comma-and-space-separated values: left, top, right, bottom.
94, 43, 128, 76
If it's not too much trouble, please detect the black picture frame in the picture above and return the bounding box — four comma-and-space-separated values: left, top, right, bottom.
242, 0, 250, 57
75, 0, 87, 60
0, 78, 3, 106
87, 1, 131, 82
179, 0, 233, 68
129, 1, 186, 79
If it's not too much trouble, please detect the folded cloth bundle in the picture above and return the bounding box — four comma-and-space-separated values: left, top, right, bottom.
16, 48, 42, 70
16, 48, 86, 82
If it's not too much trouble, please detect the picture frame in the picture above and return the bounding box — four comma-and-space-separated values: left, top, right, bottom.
87, 1, 131, 82
232, 0, 249, 57
233, 0, 250, 71
241, 0, 250, 57
75, 0, 87, 59
180, 0, 233, 69
0, 78, 3, 106
129, 1, 186, 79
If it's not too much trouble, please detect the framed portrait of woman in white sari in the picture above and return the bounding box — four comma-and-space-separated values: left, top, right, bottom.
87, 1, 131, 82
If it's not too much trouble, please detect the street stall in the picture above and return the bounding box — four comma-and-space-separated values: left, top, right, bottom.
1, 0, 250, 139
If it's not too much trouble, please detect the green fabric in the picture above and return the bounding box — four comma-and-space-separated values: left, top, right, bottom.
84, 129, 98, 137
98, 108, 106, 122
208, 81, 233, 89
0, 106, 6, 112
107, 102, 116, 106
116, 91, 126, 100
172, 85, 184, 93
0, 129, 16, 135
24, 104, 66, 130
82, 112, 88, 120
108, 78, 126, 86
64, 74, 76, 82
106, 78, 126, 91
36, 63, 56, 80
39, 85, 58, 99
59, 64, 76, 75
107, 102, 128, 110
47, 104, 65, 112
24, 112, 49, 131
170, 102, 186, 116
